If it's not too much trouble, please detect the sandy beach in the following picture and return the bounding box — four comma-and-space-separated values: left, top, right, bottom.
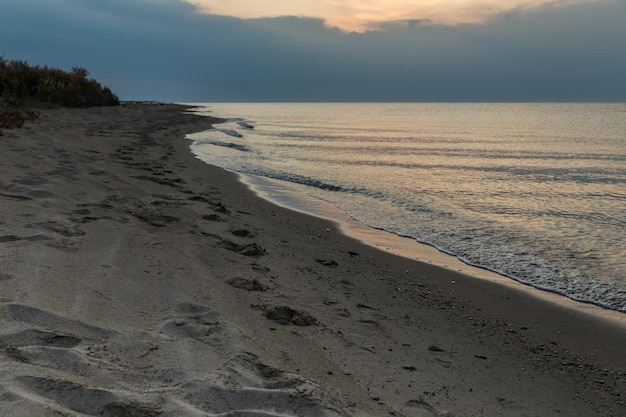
1, 103, 624, 417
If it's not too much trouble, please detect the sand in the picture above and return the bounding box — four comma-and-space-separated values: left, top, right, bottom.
0, 103, 624, 417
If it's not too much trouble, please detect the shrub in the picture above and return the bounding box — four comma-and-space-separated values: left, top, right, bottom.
0, 57, 119, 133
0, 56, 119, 108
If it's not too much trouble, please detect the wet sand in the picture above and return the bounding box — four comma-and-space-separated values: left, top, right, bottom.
0, 103, 624, 416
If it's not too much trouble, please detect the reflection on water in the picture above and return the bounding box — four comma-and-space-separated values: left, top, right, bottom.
187, 103, 626, 312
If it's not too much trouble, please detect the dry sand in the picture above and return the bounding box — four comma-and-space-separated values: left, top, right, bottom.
0, 103, 624, 417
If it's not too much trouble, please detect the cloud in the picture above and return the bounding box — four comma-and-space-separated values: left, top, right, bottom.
188, 0, 334, 20
0, 0, 624, 101
187, 0, 608, 32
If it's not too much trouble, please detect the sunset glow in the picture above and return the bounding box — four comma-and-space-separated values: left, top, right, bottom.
3, 0, 623, 102
187, 0, 603, 31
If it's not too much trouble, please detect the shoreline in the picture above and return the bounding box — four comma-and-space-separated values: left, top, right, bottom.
239, 172, 626, 324
187, 102, 626, 316
1, 103, 624, 416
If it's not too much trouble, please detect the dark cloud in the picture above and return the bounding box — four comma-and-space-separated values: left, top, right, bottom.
1, 0, 624, 101
408, 19, 431, 27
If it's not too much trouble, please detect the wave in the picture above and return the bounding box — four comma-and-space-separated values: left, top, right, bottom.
246, 169, 346, 192
237, 121, 254, 129
196, 140, 251, 152
188, 102, 626, 315
194, 151, 626, 313
214, 128, 243, 138
341, 210, 626, 313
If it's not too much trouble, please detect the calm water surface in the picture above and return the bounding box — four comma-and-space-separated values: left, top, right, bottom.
186, 103, 626, 312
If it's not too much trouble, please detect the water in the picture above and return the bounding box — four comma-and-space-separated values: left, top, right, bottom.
185, 103, 626, 313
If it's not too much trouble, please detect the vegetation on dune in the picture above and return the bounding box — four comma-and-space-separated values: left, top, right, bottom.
0, 56, 119, 134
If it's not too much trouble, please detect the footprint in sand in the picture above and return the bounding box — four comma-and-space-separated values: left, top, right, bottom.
264, 306, 319, 326
1, 304, 117, 340
15, 376, 161, 417
497, 397, 524, 411
159, 303, 235, 348
251, 263, 270, 273
213, 202, 230, 214
0, 192, 32, 201
316, 258, 338, 267
1, 234, 55, 243
181, 352, 347, 417
405, 398, 455, 417
24, 220, 85, 237
221, 240, 265, 256
132, 207, 180, 227
428, 344, 454, 367
0, 308, 127, 384
1, 328, 81, 367
227, 277, 268, 291
0, 329, 81, 350
231, 228, 256, 238
202, 214, 223, 222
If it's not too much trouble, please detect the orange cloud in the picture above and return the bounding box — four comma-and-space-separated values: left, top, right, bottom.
187, 0, 335, 21
187, 0, 606, 32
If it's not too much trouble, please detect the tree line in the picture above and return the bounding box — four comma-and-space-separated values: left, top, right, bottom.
1, 57, 119, 132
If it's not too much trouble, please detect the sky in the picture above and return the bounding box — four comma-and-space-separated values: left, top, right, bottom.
1, 0, 625, 102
